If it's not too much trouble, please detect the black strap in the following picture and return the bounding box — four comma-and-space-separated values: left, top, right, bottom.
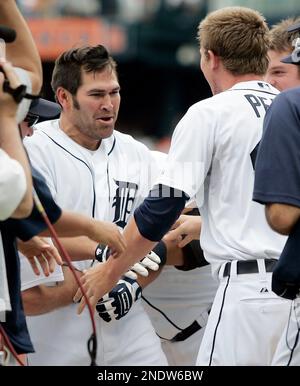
95, 244, 107, 262
223, 259, 277, 277
152, 240, 167, 266
3, 80, 39, 103
143, 295, 210, 342
171, 320, 202, 342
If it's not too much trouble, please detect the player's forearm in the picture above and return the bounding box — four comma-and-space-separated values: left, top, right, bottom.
108, 217, 156, 283
266, 203, 300, 235
22, 284, 75, 316
49, 212, 125, 257
51, 211, 101, 240
54, 236, 97, 261
0, 0, 42, 93
136, 268, 161, 289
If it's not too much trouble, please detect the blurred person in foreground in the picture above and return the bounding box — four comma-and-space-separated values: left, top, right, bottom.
0, 0, 42, 365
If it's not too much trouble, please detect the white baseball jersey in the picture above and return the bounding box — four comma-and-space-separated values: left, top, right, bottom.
157, 81, 291, 365
22, 120, 167, 366
158, 81, 287, 274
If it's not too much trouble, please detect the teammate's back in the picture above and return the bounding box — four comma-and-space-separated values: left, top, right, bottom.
187, 83, 285, 269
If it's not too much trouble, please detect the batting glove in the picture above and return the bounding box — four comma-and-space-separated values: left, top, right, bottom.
95, 244, 161, 280
96, 277, 142, 322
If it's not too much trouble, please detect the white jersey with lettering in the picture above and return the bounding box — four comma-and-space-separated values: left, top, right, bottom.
22, 119, 167, 366
157, 81, 290, 366
158, 81, 286, 274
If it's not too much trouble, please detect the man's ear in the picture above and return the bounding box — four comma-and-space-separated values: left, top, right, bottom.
56, 87, 70, 109
207, 49, 220, 70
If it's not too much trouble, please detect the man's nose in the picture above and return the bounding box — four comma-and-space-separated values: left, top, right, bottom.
101, 94, 113, 111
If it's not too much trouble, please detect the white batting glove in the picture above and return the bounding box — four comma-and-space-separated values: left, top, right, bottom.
95, 245, 161, 280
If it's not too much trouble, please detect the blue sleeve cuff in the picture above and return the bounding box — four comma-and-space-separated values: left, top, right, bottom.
134, 184, 188, 242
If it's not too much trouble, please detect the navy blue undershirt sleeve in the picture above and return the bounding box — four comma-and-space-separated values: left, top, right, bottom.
6, 167, 62, 241
134, 184, 189, 241
254, 88, 300, 207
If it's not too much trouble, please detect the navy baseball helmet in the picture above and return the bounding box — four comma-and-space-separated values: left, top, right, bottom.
29, 98, 61, 118
281, 21, 300, 65
286, 21, 300, 33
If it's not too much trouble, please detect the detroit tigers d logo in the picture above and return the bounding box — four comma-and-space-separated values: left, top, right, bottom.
112, 180, 138, 228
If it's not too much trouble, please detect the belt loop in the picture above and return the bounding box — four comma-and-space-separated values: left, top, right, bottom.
219, 262, 227, 280
231, 260, 238, 278
257, 259, 267, 281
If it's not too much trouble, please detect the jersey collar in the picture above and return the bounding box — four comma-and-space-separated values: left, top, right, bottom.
229, 80, 278, 94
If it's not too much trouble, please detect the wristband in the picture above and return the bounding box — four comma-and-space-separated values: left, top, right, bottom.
152, 240, 167, 266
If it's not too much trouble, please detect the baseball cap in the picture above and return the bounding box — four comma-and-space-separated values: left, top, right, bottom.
29, 98, 61, 118
286, 21, 300, 33
281, 50, 300, 65
281, 22, 300, 65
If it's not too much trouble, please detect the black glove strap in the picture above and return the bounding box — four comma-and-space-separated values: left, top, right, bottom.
95, 244, 110, 262
3, 79, 39, 103
95, 244, 104, 262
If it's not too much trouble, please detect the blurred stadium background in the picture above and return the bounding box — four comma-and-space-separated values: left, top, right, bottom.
17, 0, 300, 150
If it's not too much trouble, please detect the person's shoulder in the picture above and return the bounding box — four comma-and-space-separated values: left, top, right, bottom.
34, 119, 58, 131
114, 130, 151, 153
270, 86, 300, 112
25, 119, 59, 144
187, 94, 222, 118
280, 86, 300, 102
151, 150, 167, 163
189, 94, 214, 110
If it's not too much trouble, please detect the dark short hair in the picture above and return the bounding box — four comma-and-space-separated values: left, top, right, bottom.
51, 45, 117, 96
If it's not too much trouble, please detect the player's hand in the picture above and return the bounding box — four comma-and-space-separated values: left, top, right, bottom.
73, 262, 119, 313
90, 220, 126, 256
17, 236, 63, 276
96, 277, 142, 322
167, 214, 202, 248
95, 245, 161, 280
